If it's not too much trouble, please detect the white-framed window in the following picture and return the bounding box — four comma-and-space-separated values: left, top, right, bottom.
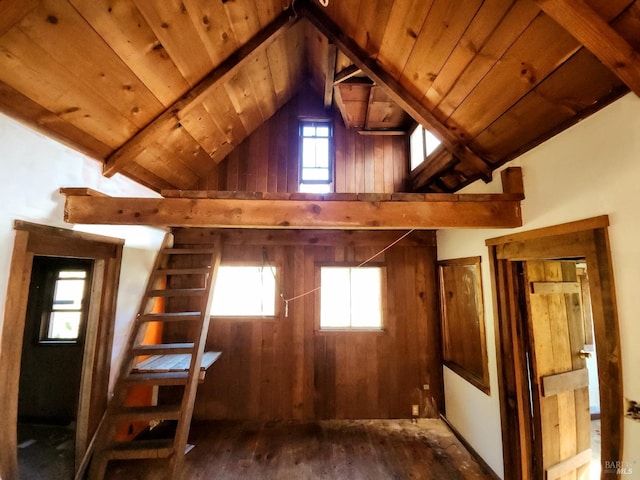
410, 124, 442, 171
319, 266, 384, 330
299, 120, 333, 193
211, 265, 277, 317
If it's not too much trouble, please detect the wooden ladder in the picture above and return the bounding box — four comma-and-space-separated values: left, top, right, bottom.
86, 234, 222, 480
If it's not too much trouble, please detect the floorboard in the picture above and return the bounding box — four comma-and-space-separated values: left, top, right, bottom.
105, 419, 494, 480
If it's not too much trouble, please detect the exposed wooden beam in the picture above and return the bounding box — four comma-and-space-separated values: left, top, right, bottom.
103, 7, 299, 178
62, 193, 522, 229
334, 64, 363, 85
300, 1, 493, 183
324, 43, 338, 109
357, 130, 406, 136
534, 0, 640, 97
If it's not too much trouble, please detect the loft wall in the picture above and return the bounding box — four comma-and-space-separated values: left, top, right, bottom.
169, 228, 443, 421
196, 92, 409, 193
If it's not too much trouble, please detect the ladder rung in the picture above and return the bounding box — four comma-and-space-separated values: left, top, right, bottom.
139, 312, 202, 323
162, 248, 218, 255
155, 267, 211, 276
123, 371, 189, 387
112, 404, 182, 422
147, 288, 207, 297
105, 439, 175, 460
132, 343, 195, 356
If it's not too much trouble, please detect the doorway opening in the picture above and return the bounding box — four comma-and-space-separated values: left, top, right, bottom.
516, 259, 602, 479
0, 221, 124, 480
487, 216, 623, 480
17, 256, 94, 478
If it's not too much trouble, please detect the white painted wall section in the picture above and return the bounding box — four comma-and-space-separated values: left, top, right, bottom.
0, 113, 166, 389
438, 93, 640, 479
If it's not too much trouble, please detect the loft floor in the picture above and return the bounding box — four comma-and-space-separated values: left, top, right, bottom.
104, 418, 493, 480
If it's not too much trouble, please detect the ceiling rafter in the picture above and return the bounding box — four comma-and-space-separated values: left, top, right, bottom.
534, 0, 640, 97
299, 0, 493, 183
103, 6, 300, 178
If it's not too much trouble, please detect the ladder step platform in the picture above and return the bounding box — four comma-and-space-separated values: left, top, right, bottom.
105, 439, 175, 460
148, 288, 207, 297
123, 371, 190, 387
138, 312, 202, 323
132, 343, 195, 356
113, 404, 182, 422
155, 267, 211, 276
132, 351, 222, 379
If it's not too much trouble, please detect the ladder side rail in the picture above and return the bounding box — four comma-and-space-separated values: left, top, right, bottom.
170, 235, 222, 475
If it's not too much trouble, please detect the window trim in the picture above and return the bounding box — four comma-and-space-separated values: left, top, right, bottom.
298, 119, 334, 192
409, 123, 443, 171
210, 262, 281, 319
315, 262, 387, 332
36, 257, 93, 345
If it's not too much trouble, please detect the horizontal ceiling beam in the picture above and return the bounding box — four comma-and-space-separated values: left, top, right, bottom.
534, 0, 640, 97
299, 1, 493, 183
62, 193, 522, 230
102, 6, 299, 178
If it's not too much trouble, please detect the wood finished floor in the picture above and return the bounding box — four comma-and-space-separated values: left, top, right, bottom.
105, 419, 494, 480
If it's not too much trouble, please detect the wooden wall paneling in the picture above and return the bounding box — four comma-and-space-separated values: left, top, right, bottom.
70, 0, 190, 108
181, 0, 239, 67
133, 0, 213, 86
286, 96, 300, 193
160, 124, 216, 180
201, 88, 248, 155
224, 69, 264, 135
223, 0, 260, 44
445, 14, 582, 139
352, 0, 394, 58
471, 48, 625, 164
122, 163, 177, 192
179, 103, 230, 162
246, 49, 278, 122
425, 0, 514, 110
400, 0, 483, 101
374, 136, 385, 193
266, 35, 293, 109
20, 0, 163, 128
179, 230, 440, 422
376, 0, 431, 80
434, 1, 540, 122
132, 143, 200, 189
0, 27, 138, 149
0, 80, 112, 160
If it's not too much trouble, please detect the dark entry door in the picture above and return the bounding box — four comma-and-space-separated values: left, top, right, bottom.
18, 256, 93, 424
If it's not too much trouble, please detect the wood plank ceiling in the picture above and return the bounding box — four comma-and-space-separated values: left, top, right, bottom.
0, 0, 637, 193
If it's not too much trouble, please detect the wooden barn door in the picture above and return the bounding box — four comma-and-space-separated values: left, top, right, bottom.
523, 260, 591, 480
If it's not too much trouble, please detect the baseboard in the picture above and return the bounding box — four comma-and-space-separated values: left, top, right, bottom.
440, 414, 502, 480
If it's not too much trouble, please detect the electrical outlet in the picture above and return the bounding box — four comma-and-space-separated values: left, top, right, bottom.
423, 384, 430, 390
412, 404, 419, 416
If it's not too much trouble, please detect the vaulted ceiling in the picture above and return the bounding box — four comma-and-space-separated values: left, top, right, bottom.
1, 0, 638, 193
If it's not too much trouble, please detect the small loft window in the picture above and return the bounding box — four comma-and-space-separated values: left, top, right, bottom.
37, 258, 92, 343
211, 265, 277, 317
299, 120, 333, 193
319, 266, 384, 330
410, 124, 442, 171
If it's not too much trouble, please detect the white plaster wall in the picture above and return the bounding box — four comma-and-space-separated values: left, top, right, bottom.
437, 93, 640, 479
0, 113, 166, 389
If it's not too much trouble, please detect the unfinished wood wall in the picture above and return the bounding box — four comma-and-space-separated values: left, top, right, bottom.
169, 228, 442, 421
197, 92, 409, 193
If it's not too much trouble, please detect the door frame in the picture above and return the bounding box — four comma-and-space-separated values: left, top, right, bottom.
486, 215, 623, 479
0, 221, 123, 480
